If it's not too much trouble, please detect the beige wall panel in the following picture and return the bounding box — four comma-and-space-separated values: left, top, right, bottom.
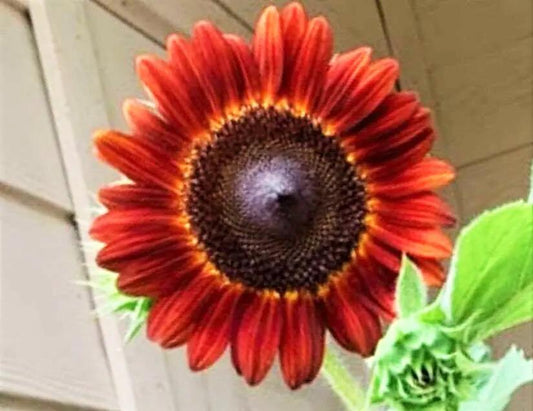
85, 1, 165, 132
135, 0, 250, 37
0, 393, 99, 411
0, 193, 117, 410
432, 38, 532, 166
93, 0, 250, 44
165, 350, 210, 411
0, 3, 71, 211
118, 323, 177, 411
242, 364, 337, 411
383, 0, 532, 166
412, 0, 531, 66
203, 353, 252, 411
456, 145, 533, 222
379, 0, 434, 107
222, 0, 389, 55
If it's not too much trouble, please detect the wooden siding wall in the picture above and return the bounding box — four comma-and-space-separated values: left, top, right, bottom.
0, 0, 531, 410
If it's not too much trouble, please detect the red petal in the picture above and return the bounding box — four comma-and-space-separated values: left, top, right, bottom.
224, 34, 261, 104
362, 235, 401, 273
321, 276, 382, 356
253, 6, 283, 104
123, 99, 190, 151
326, 58, 399, 134
192, 22, 242, 114
187, 285, 243, 371
368, 158, 455, 198
98, 184, 178, 210
231, 292, 282, 385
279, 294, 325, 389
368, 218, 453, 259
167, 35, 222, 124
363, 129, 435, 179
371, 193, 456, 228
410, 256, 446, 287
288, 16, 332, 113
136, 55, 208, 136
280, 2, 308, 92
317, 47, 372, 121
93, 131, 182, 191
346, 258, 396, 320
90, 208, 181, 243
95, 229, 192, 272
117, 249, 206, 298
147, 274, 220, 348
343, 91, 419, 146
348, 107, 431, 159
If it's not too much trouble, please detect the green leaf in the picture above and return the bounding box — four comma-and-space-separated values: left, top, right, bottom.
124, 298, 151, 342
473, 282, 533, 341
439, 201, 533, 341
528, 160, 533, 203
84, 270, 152, 343
395, 255, 427, 318
459, 346, 533, 411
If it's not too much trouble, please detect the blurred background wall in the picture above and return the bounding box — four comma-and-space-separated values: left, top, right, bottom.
1, 0, 531, 410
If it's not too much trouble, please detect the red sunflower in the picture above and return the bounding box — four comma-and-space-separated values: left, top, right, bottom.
90, 2, 455, 389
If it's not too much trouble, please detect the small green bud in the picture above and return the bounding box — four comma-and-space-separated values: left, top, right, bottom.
369, 317, 490, 411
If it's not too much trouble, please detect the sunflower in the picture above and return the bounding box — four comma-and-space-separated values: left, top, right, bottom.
90, 2, 455, 389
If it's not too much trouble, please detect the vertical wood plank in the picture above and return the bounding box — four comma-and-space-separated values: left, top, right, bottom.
29, 1, 139, 409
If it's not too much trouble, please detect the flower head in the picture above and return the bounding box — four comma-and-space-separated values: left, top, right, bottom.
90, 2, 454, 389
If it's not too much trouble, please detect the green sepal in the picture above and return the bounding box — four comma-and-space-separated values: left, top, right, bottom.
439, 200, 533, 342
396, 255, 428, 318
459, 346, 533, 411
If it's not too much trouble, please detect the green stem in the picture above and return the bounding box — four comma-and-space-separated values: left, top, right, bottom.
321, 346, 367, 411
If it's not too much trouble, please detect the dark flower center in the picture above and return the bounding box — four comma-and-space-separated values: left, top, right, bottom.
186, 107, 367, 293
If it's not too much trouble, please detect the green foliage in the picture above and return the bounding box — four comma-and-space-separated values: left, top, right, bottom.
396, 255, 428, 318
439, 201, 533, 342
370, 190, 533, 410
528, 160, 533, 203
86, 271, 152, 342
459, 346, 533, 411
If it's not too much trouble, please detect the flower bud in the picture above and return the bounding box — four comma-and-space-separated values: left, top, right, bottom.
369, 317, 490, 410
